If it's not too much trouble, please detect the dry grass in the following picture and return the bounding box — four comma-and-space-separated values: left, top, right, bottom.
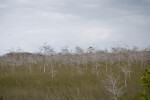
0, 59, 149, 100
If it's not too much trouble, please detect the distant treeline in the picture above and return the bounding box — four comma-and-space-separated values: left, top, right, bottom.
0, 44, 150, 67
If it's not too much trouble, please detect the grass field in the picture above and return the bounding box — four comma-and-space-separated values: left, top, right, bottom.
0, 46, 150, 100
0, 58, 149, 100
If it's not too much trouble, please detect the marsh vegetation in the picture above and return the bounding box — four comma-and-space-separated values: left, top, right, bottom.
0, 44, 150, 100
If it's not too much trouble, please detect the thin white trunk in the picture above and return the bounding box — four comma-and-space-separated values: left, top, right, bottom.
11, 65, 15, 74
51, 63, 54, 79
44, 63, 46, 74
105, 55, 108, 73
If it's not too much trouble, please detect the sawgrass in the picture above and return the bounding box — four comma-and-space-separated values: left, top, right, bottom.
0, 60, 149, 100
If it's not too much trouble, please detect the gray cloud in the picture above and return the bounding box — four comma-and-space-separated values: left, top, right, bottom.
0, 0, 150, 54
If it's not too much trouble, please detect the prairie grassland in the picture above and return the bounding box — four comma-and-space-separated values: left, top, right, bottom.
0, 46, 150, 100
0, 60, 149, 100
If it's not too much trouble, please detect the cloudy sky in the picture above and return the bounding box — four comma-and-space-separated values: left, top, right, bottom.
0, 0, 150, 54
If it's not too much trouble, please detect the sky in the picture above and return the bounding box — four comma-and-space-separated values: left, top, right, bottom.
0, 0, 150, 54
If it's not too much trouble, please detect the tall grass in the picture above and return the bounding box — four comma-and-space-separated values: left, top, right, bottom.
0, 60, 149, 100
0, 46, 150, 100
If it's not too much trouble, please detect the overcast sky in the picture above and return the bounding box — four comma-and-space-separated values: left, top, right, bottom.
0, 0, 150, 54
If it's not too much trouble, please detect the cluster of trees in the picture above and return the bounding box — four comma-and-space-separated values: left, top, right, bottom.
0, 43, 150, 100
0, 44, 150, 74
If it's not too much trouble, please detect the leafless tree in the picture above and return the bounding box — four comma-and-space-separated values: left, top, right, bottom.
75, 46, 84, 55
121, 67, 132, 86
92, 63, 100, 75
103, 73, 125, 100
40, 43, 55, 74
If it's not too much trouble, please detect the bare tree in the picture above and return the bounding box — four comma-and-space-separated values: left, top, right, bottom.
121, 67, 132, 86
75, 46, 84, 55
40, 43, 55, 74
61, 46, 70, 55
103, 73, 125, 100
92, 63, 100, 75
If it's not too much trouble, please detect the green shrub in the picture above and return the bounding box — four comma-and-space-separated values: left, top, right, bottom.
139, 68, 150, 100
